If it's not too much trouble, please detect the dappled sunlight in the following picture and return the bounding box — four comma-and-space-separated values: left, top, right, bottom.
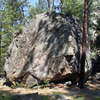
0, 79, 100, 100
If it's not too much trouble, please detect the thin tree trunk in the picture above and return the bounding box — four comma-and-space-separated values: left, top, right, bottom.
0, 32, 1, 61
0, 22, 2, 69
78, 0, 89, 88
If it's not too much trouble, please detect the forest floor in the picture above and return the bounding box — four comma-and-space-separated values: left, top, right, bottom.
0, 80, 100, 100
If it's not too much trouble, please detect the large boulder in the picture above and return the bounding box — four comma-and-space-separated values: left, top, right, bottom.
4, 13, 91, 86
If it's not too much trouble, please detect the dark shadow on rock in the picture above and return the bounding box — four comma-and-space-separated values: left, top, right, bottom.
43, 15, 82, 75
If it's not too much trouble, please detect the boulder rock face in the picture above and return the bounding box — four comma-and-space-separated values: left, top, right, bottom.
4, 13, 91, 85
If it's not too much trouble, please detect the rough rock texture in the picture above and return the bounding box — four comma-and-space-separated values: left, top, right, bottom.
4, 13, 91, 86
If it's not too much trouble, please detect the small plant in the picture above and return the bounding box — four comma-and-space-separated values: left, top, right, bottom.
74, 96, 85, 100
96, 97, 100, 100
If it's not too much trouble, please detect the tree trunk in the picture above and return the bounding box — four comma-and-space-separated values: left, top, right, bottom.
78, 0, 89, 88
0, 33, 1, 61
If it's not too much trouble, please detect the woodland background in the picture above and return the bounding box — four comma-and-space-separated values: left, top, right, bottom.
0, 0, 100, 72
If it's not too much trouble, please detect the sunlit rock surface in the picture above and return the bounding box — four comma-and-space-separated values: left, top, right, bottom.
4, 12, 91, 85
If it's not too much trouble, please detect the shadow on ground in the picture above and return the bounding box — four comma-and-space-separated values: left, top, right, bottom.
0, 80, 100, 100
65, 80, 100, 100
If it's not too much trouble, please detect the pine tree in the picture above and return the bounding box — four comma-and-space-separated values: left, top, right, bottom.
0, 0, 28, 71
78, 0, 89, 88
29, 0, 47, 18
62, 0, 83, 19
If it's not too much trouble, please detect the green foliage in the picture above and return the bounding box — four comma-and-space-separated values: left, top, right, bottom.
28, 0, 47, 19
0, 0, 28, 71
74, 96, 85, 100
29, 7, 44, 18
89, 0, 100, 50
62, 0, 83, 19
96, 97, 100, 100
29, 0, 84, 20
0, 92, 13, 100
89, 0, 100, 31
38, 0, 47, 10
0, 95, 13, 100
11, 81, 27, 88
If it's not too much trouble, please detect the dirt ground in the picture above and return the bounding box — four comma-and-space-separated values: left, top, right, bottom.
0, 80, 100, 100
